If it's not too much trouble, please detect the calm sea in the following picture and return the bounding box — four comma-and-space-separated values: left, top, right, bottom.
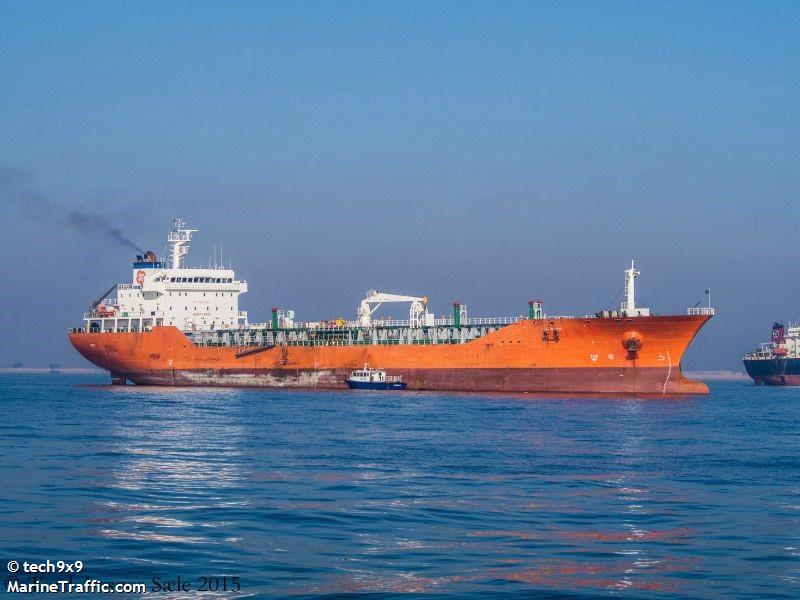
1, 374, 798, 599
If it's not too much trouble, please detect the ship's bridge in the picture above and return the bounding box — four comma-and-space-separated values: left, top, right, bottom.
81, 219, 248, 333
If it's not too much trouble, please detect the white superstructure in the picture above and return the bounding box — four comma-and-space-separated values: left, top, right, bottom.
620, 259, 650, 317
744, 323, 800, 361
786, 325, 800, 358
84, 219, 248, 333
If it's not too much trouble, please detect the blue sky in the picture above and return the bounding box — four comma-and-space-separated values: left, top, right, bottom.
1, 1, 798, 369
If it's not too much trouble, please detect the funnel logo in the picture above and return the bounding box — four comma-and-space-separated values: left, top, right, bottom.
135, 270, 146, 285
772, 323, 785, 344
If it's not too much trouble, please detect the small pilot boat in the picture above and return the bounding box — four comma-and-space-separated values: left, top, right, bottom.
346, 366, 407, 390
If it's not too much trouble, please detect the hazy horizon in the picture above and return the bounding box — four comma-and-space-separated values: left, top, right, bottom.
1, 1, 798, 371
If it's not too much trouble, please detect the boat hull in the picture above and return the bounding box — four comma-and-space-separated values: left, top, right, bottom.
347, 380, 407, 390
743, 357, 800, 386
95, 366, 705, 394
69, 315, 711, 395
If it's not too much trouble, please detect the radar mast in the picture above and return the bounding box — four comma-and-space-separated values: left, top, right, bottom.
167, 218, 197, 269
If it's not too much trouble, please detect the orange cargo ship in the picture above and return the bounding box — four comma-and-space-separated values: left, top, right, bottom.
69, 220, 714, 394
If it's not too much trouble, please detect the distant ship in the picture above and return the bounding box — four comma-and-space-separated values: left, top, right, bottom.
68, 219, 714, 394
743, 323, 800, 385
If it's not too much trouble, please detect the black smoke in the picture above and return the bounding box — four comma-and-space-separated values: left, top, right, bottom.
64, 209, 144, 253
0, 164, 144, 253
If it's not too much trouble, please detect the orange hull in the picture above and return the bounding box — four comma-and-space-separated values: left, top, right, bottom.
69, 315, 711, 394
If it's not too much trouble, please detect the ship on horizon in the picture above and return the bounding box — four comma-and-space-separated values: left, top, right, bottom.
743, 323, 800, 386
68, 219, 714, 394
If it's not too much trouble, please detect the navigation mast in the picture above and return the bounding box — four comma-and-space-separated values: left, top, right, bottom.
168, 218, 197, 269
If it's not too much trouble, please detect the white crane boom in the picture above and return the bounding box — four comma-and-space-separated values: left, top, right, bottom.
357, 290, 430, 327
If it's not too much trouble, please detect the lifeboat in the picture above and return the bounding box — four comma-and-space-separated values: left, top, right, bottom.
96, 304, 116, 318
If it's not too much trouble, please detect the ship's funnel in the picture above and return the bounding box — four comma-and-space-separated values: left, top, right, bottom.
772, 323, 786, 345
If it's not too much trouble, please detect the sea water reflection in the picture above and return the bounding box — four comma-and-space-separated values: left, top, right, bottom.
99, 388, 247, 549
0, 375, 799, 598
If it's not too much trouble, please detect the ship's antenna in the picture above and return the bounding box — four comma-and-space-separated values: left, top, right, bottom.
167, 217, 198, 270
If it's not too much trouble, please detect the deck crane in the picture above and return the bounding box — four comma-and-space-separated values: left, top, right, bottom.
357, 290, 430, 327
90, 284, 118, 311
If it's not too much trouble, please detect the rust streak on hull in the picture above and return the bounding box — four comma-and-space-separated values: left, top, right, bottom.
116, 366, 705, 394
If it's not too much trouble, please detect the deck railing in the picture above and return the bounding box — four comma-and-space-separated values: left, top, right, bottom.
687, 307, 715, 316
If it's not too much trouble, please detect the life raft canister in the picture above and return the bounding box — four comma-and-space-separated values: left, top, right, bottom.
622, 331, 643, 352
